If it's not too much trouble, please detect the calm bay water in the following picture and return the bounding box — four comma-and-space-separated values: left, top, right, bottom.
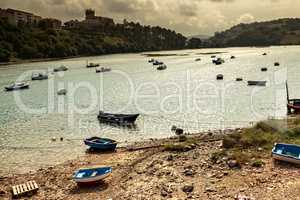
1, 46, 300, 173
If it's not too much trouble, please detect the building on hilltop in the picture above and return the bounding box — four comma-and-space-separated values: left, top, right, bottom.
39, 18, 62, 29
64, 9, 114, 29
0, 8, 42, 26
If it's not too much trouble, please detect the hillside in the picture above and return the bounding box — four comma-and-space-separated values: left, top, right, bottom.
0, 20, 186, 62
208, 18, 300, 47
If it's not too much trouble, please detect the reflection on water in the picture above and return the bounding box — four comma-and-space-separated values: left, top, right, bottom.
0, 46, 299, 173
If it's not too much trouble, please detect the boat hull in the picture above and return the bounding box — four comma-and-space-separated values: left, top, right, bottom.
272, 143, 300, 165
98, 112, 139, 125
272, 153, 300, 165
84, 137, 117, 151
73, 167, 112, 184
5, 85, 29, 91
247, 81, 266, 86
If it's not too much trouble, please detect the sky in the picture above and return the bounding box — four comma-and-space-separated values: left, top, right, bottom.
0, 0, 299, 36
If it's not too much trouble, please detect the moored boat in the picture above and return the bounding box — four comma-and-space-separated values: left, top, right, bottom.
261, 67, 268, 72
153, 60, 163, 66
54, 66, 68, 72
212, 58, 225, 65
98, 111, 139, 125
274, 62, 280, 66
216, 74, 224, 80
87, 63, 100, 68
148, 58, 155, 63
195, 58, 201, 61
247, 81, 267, 86
73, 166, 112, 184
5, 82, 29, 91
31, 73, 48, 80
236, 78, 243, 81
57, 89, 67, 95
96, 67, 111, 73
230, 56, 236, 59
272, 143, 300, 165
84, 137, 117, 151
157, 64, 167, 71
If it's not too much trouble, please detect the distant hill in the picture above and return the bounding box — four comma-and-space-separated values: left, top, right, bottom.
207, 18, 300, 47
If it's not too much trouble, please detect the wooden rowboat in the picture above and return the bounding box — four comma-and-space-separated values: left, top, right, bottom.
98, 111, 139, 125
73, 166, 112, 184
84, 137, 117, 151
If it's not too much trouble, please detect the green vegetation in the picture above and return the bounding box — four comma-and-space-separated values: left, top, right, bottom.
207, 18, 300, 47
219, 119, 300, 165
0, 19, 186, 62
164, 136, 198, 152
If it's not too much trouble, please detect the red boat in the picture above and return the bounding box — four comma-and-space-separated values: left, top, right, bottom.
286, 81, 300, 114
287, 99, 300, 114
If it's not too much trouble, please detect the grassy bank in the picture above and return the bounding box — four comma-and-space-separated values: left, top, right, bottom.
212, 118, 300, 167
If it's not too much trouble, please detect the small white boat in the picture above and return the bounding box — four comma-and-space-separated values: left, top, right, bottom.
73, 166, 112, 184
5, 82, 29, 91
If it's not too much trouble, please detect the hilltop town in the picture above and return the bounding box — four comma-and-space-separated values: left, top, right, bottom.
0, 7, 188, 63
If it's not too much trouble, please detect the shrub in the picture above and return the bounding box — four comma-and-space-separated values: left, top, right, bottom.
251, 159, 265, 168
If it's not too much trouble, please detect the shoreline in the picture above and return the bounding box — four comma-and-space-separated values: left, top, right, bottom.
1, 128, 299, 200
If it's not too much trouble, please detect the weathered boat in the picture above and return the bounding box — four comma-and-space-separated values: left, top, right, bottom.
157, 64, 167, 71
98, 111, 139, 125
216, 74, 224, 80
96, 67, 111, 73
73, 166, 112, 184
272, 143, 300, 165
57, 89, 67, 95
31, 73, 48, 80
54, 66, 68, 72
87, 63, 100, 68
5, 82, 29, 91
153, 60, 163, 66
247, 81, 267, 86
84, 137, 117, 151
261, 68, 268, 72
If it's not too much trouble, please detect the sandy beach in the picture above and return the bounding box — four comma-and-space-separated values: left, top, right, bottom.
1, 129, 299, 200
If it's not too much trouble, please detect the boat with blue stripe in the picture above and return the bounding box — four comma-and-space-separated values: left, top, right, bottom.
73, 166, 112, 184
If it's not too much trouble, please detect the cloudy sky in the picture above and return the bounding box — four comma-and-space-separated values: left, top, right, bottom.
0, 0, 299, 36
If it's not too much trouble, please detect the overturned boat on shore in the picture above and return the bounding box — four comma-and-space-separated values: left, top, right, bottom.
5, 82, 29, 91
97, 111, 139, 125
73, 166, 112, 184
272, 143, 300, 165
84, 137, 117, 151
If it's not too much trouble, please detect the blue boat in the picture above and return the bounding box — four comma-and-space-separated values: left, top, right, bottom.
73, 166, 112, 184
272, 143, 300, 165
84, 137, 117, 151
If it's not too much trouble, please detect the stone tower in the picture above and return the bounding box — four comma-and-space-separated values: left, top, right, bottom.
85, 9, 95, 20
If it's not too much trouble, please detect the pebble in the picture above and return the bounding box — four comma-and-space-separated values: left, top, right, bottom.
182, 184, 194, 193
228, 160, 241, 169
